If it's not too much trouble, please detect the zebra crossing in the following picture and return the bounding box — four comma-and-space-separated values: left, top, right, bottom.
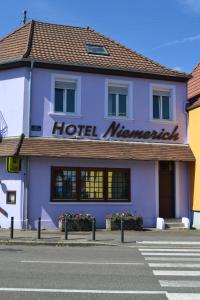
139, 245, 200, 300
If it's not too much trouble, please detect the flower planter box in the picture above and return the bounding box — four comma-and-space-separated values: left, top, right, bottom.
106, 214, 143, 231
106, 219, 119, 231
58, 213, 93, 232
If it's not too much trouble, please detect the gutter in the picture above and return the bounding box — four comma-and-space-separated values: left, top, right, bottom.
0, 58, 191, 82
186, 97, 200, 112
27, 60, 34, 136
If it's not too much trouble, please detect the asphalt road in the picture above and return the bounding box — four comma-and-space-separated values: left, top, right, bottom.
0, 243, 200, 299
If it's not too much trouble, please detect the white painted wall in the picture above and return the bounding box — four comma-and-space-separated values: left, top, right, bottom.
0, 158, 25, 229
0, 68, 28, 137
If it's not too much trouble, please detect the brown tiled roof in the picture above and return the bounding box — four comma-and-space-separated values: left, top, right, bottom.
188, 63, 200, 100
0, 138, 21, 156
0, 20, 190, 81
0, 22, 32, 62
0, 137, 195, 161
187, 97, 200, 111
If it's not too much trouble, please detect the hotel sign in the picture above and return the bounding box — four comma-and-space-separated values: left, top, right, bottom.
52, 121, 179, 141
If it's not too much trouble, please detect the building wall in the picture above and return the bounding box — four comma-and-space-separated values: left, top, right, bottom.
188, 107, 200, 228
30, 68, 188, 144
189, 107, 200, 211
28, 157, 158, 229
27, 157, 190, 229
0, 68, 29, 137
176, 162, 190, 218
0, 66, 190, 229
0, 158, 25, 229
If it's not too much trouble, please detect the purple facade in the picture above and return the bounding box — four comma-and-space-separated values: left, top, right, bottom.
0, 67, 190, 229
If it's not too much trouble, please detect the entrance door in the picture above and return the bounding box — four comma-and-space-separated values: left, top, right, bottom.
159, 161, 175, 218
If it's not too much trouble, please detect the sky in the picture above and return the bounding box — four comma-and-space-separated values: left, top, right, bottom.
0, 0, 200, 73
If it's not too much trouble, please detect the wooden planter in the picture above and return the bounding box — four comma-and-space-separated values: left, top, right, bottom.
106, 219, 119, 230
106, 217, 143, 231
58, 218, 92, 232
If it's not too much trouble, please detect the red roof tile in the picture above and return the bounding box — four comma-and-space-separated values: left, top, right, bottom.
0, 137, 195, 162
0, 20, 190, 81
188, 63, 200, 100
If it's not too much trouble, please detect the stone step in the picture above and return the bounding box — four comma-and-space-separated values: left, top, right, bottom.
165, 226, 189, 231
164, 218, 187, 230
165, 223, 185, 229
164, 218, 182, 223
157, 217, 190, 230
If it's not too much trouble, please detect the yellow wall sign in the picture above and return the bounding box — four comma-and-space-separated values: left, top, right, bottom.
6, 156, 21, 173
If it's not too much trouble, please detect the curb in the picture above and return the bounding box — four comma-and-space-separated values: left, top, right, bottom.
0, 240, 125, 247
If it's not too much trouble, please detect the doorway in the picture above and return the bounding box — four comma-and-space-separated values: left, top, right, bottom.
159, 161, 175, 218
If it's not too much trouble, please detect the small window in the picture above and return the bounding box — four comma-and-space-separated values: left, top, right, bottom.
86, 44, 108, 55
108, 86, 128, 117
6, 191, 16, 204
55, 81, 76, 114
153, 90, 171, 120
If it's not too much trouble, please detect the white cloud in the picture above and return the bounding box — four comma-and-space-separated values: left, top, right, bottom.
178, 0, 200, 14
153, 33, 200, 50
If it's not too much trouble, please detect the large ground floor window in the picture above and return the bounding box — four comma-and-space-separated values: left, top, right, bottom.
51, 167, 130, 202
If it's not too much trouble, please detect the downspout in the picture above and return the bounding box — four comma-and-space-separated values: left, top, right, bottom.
185, 92, 191, 223
28, 60, 34, 136
23, 60, 34, 229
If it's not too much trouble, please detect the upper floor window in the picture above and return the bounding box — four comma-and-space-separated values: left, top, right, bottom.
55, 81, 77, 114
105, 80, 133, 119
108, 86, 128, 117
151, 84, 176, 122
153, 91, 171, 120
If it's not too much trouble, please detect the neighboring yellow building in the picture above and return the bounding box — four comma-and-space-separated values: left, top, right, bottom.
188, 63, 200, 228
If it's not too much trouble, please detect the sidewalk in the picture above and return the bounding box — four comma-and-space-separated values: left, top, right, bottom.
0, 228, 200, 246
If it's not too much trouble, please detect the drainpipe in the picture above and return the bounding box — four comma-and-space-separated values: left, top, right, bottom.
23, 60, 34, 229
184, 98, 191, 223
28, 60, 34, 137
184, 102, 189, 144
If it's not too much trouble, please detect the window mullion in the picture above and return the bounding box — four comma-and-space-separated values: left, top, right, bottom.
126, 95, 128, 118
116, 94, 119, 117
104, 169, 108, 201
77, 168, 81, 201
160, 96, 162, 120
169, 96, 172, 120
75, 90, 77, 114
64, 89, 67, 113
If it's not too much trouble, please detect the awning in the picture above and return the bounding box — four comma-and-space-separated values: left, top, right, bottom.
0, 137, 195, 162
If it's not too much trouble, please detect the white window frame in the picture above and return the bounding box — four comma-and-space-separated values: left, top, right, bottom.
50, 73, 81, 117
150, 83, 176, 123
105, 79, 133, 120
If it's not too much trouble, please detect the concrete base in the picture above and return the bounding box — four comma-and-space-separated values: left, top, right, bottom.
192, 211, 200, 229
156, 218, 165, 230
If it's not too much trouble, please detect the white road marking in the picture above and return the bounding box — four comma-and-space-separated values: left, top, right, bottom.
160, 280, 200, 287
139, 248, 200, 252
141, 252, 200, 256
149, 263, 200, 268
0, 288, 166, 295
145, 257, 200, 261
21, 260, 144, 265
138, 241, 200, 245
154, 270, 200, 276
166, 293, 200, 300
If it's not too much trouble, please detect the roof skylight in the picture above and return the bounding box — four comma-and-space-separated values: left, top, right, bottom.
86, 44, 109, 56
